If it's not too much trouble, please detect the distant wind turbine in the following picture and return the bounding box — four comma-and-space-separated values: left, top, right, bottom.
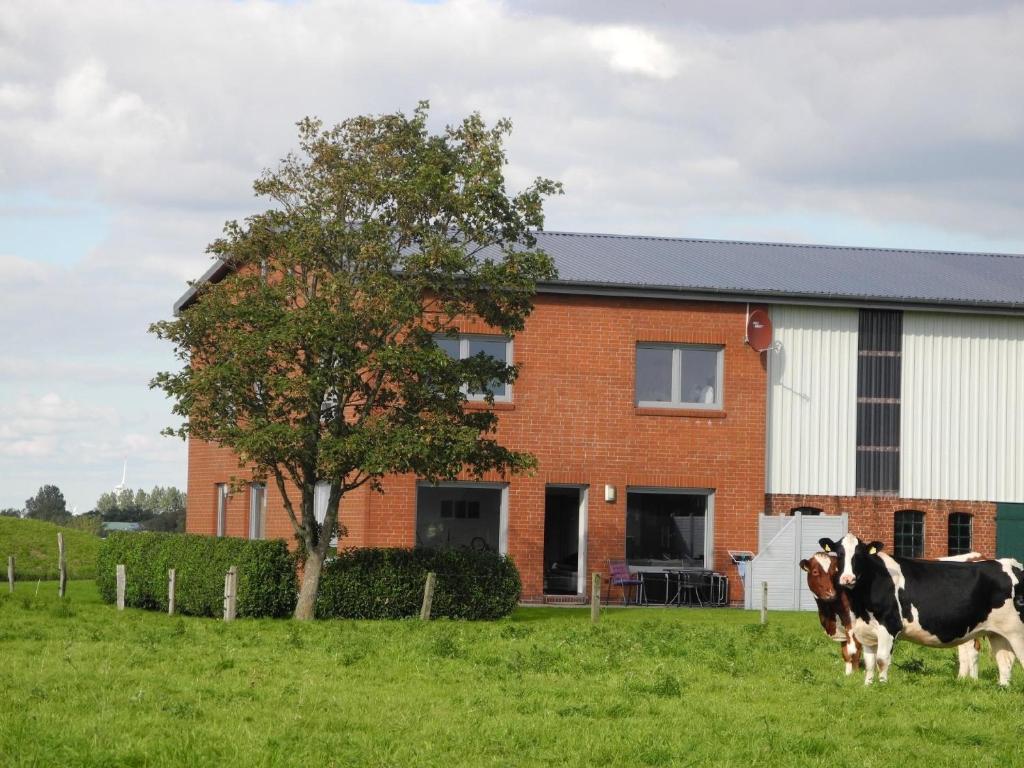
114, 459, 128, 494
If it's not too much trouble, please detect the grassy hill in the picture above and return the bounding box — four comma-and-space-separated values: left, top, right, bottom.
0, 517, 100, 580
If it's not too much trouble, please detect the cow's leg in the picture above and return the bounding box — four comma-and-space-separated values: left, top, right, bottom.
861, 642, 878, 685
843, 636, 860, 676
957, 640, 980, 680
989, 634, 1017, 687
874, 630, 894, 683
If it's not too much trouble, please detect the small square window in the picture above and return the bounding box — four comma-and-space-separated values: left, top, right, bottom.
434, 333, 512, 402
894, 510, 924, 558
636, 344, 723, 409
948, 513, 972, 556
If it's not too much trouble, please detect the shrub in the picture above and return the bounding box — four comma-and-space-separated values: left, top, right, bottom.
96, 532, 296, 618
316, 547, 521, 620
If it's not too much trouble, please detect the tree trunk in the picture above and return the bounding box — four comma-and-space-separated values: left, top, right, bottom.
294, 546, 325, 620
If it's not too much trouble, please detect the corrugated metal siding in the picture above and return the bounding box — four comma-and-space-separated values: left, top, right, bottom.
767, 306, 858, 495
901, 313, 1024, 502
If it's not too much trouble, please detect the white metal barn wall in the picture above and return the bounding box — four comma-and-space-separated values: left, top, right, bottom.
901, 312, 1024, 503
744, 513, 848, 611
766, 306, 859, 496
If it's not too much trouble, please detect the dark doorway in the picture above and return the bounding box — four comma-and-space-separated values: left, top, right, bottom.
997, 503, 1024, 561
544, 487, 581, 595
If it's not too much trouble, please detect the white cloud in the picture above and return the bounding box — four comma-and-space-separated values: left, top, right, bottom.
589, 26, 681, 79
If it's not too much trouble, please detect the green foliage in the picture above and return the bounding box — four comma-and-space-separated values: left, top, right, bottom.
24, 484, 69, 524
96, 532, 296, 618
0, 516, 100, 579
0, 508, 21, 518
95, 486, 187, 532
316, 547, 520, 620
64, 513, 103, 536
150, 104, 561, 608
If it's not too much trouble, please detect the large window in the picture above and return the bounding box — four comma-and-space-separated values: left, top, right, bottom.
249, 483, 266, 540
436, 334, 512, 401
215, 483, 228, 537
948, 513, 973, 556
626, 490, 709, 567
416, 483, 506, 553
856, 310, 902, 494
894, 510, 924, 558
636, 344, 723, 409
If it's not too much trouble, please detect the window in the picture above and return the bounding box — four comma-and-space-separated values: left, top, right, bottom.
215, 484, 228, 537
894, 510, 924, 558
249, 483, 266, 540
636, 344, 723, 409
416, 483, 505, 553
789, 506, 822, 516
856, 310, 902, 493
626, 490, 709, 567
314, 481, 339, 547
436, 334, 512, 401
948, 513, 973, 556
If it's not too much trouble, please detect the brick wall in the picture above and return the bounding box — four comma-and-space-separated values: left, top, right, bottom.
764, 493, 996, 558
186, 293, 770, 603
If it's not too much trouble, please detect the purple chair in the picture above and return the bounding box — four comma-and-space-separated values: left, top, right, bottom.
605, 560, 643, 605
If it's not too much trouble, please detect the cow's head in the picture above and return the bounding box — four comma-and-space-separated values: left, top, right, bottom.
799, 553, 839, 601
818, 533, 884, 588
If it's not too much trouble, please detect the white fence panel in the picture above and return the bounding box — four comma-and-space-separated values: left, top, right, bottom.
745, 513, 847, 611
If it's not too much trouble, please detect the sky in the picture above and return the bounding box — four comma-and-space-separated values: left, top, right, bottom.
2, 0, 1024, 512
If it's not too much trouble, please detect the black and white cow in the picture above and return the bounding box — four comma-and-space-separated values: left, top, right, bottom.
819, 532, 1024, 686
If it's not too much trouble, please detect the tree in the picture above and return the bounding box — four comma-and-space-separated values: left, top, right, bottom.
0, 508, 22, 518
151, 103, 560, 619
24, 485, 70, 524
93, 486, 187, 531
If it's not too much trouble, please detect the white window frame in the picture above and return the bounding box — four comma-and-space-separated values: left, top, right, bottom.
636, 343, 724, 410
215, 483, 228, 537
249, 483, 266, 540
626, 486, 715, 569
436, 334, 513, 403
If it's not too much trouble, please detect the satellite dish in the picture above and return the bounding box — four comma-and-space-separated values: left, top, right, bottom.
746, 308, 774, 352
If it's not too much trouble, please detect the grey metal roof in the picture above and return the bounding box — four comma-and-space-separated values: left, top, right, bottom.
174, 230, 1024, 314
527, 231, 1024, 311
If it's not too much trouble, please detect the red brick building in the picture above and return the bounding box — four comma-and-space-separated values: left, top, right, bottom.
177, 232, 1024, 605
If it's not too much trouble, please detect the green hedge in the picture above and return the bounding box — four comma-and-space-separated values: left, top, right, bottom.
96, 532, 296, 618
316, 547, 521, 620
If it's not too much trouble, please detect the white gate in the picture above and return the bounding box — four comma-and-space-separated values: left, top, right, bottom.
743, 513, 847, 611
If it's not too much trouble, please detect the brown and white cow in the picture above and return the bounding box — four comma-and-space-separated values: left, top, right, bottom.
800, 553, 863, 675
801, 550, 982, 679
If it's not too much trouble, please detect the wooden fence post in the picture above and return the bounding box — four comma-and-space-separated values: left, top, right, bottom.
168, 568, 176, 616
57, 533, 67, 598
760, 581, 768, 625
419, 571, 436, 621
116, 564, 126, 611
591, 572, 601, 624
223, 566, 237, 622
7, 556, 13, 594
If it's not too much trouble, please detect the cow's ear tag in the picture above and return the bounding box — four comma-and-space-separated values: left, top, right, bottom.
869, 546, 877, 555
823, 544, 831, 552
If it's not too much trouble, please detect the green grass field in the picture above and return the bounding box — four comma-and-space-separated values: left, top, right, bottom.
3, 583, 1024, 767
0, 517, 100, 580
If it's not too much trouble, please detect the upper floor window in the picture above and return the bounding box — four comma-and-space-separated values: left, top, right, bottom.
636, 344, 723, 409
436, 334, 512, 402
948, 512, 973, 556
894, 510, 924, 558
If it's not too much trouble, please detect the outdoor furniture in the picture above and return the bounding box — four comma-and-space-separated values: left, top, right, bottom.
606, 560, 644, 605
634, 568, 730, 607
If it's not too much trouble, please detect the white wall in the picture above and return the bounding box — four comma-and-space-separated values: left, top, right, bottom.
766, 306, 859, 496
901, 312, 1024, 502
